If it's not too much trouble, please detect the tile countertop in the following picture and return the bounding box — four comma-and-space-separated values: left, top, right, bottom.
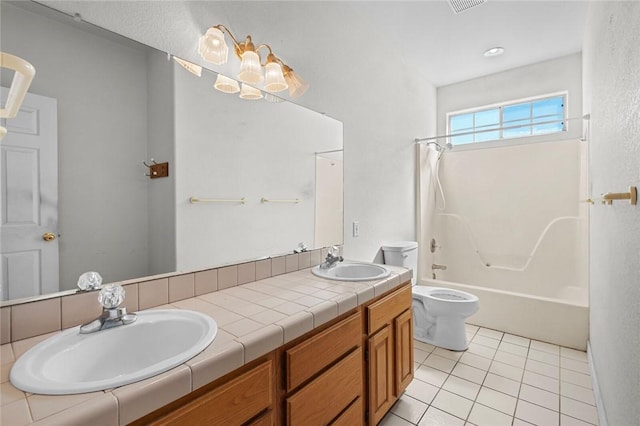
0, 264, 412, 426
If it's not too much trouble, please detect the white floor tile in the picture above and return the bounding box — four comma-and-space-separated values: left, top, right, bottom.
482, 373, 521, 397
519, 384, 560, 411
442, 375, 481, 401
476, 386, 517, 415
434, 347, 464, 361
431, 389, 474, 420
560, 382, 596, 406
424, 353, 457, 373
560, 369, 592, 389
498, 341, 529, 357
522, 370, 560, 394
502, 333, 531, 348
418, 407, 465, 426
472, 335, 500, 349
465, 324, 480, 334
468, 403, 513, 426
451, 362, 487, 385
560, 347, 588, 362
415, 341, 436, 353
560, 357, 590, 375
489, 360, 524, 382
560, 396, 599, 425
530, 340, 560, 355
477, 328, 504, 341
515, 399, 560, 426
525, 358, 560, 379
415, 365, 449, 388
414, 348, 430, 364
560, 414, 597, 426
379, 412, 415, 426
528, 348, 560, 366
405, 378, 440, 404
513, 419, 536, 425
459, 352, 492, 371
494, 351, 527, 369
390, 394, 429, 424
466, 342, 497, 360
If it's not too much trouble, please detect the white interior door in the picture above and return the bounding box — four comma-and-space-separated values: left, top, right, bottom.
1, 89, 58, 301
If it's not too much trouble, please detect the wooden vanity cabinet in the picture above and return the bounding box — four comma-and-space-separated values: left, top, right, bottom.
365, 284, 414, 425
135, 356, 276, 426
282, 311, 363, 426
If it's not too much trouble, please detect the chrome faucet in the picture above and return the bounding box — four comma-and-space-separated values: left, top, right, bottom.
319, 246, 344, 269
80, 284, 137, 334
432, 264, 447, 271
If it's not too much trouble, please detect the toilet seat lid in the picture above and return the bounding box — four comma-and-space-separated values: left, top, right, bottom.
413, 286, 478, 302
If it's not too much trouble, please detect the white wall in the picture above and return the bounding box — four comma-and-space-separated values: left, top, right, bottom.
42, 1, 438, 265
583, 2, 640, 425
437, 53, 583, 142
1, 4, 150, 289
173, 68, 342, 270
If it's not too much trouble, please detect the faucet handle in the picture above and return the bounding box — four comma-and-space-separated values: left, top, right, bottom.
77, 271, 103, 291
98, 284, 125, 309
328, 245, 340, 257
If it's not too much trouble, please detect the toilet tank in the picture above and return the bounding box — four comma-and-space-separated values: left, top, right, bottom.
381, 241, 418, 285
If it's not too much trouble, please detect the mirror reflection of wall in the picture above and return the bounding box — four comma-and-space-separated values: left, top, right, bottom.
0, 2, 343, 303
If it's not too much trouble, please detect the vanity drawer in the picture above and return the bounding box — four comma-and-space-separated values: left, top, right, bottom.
286, 347, 362, 425
366, 284, 412, 335
286, 311, 361, 391
331, 396, 363, 426
152, 360, 273, 425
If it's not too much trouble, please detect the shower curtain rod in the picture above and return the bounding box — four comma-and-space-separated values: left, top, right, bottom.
414, 114, 590, 143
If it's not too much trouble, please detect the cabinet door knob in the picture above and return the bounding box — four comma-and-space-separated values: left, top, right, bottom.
42, 232, 56, 242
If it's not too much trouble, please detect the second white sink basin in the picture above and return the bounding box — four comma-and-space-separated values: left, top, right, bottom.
10, 309, 217, 395
311, 262, 391, 281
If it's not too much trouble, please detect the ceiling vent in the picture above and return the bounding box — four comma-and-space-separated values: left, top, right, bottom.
448, 0, 486, 14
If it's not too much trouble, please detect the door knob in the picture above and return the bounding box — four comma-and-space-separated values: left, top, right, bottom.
42, 232, 56, 241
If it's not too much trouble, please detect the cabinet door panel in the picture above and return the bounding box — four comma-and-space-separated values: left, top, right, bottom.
394, 309, 414, 396
368, 325, 393, 426
331, 396, 363, 426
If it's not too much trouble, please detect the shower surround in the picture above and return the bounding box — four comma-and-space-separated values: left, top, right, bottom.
417, 139, 589, 349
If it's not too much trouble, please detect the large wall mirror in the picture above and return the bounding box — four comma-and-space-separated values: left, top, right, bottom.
0, 1, 343, 304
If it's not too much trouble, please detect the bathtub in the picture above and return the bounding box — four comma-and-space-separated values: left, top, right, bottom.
417, 278, 589, 350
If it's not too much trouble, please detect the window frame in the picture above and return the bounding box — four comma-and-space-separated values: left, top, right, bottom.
445, 91, 569, 150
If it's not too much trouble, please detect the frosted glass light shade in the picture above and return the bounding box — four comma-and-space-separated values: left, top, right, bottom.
214, 74, 240, 93
239, 83, 263, 100
199, 27, 229, 65
264, 62, 288, 92
284, 69, 309, 98
237, 51, 263, 84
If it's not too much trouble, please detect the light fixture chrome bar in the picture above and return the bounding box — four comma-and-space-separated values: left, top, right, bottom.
414, 114, 590, 143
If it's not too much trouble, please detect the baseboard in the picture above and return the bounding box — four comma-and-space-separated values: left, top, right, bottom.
587, 340, 609, 426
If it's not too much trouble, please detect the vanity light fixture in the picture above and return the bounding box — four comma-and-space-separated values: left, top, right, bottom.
199, 24, 308, 98
484, 46, 505, 57
239, 83, 264, 100
0, 52, 36, 139
214, 74, 240, 94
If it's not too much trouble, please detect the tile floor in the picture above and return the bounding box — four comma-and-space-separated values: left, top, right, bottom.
381, 325, 599, 426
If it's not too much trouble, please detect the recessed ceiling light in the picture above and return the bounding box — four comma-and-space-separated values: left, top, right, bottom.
484, 47, 505, 57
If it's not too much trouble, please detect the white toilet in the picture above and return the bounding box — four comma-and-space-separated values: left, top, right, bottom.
412, 286, 479, 351
381, 241, 479, 351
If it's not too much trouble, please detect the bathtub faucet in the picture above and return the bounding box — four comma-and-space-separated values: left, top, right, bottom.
432, 264, 447, 271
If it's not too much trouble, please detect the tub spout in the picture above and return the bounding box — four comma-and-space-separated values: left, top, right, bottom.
432, 264, 447, 271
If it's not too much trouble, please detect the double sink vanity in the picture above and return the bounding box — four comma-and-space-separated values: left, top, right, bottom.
2, 259, 414, 425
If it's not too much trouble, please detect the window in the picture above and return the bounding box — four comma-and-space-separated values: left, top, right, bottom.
448, 94, 566, 146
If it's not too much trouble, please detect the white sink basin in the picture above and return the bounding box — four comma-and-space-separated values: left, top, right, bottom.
311, 262, 391, 281
10, 309, 217, 395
